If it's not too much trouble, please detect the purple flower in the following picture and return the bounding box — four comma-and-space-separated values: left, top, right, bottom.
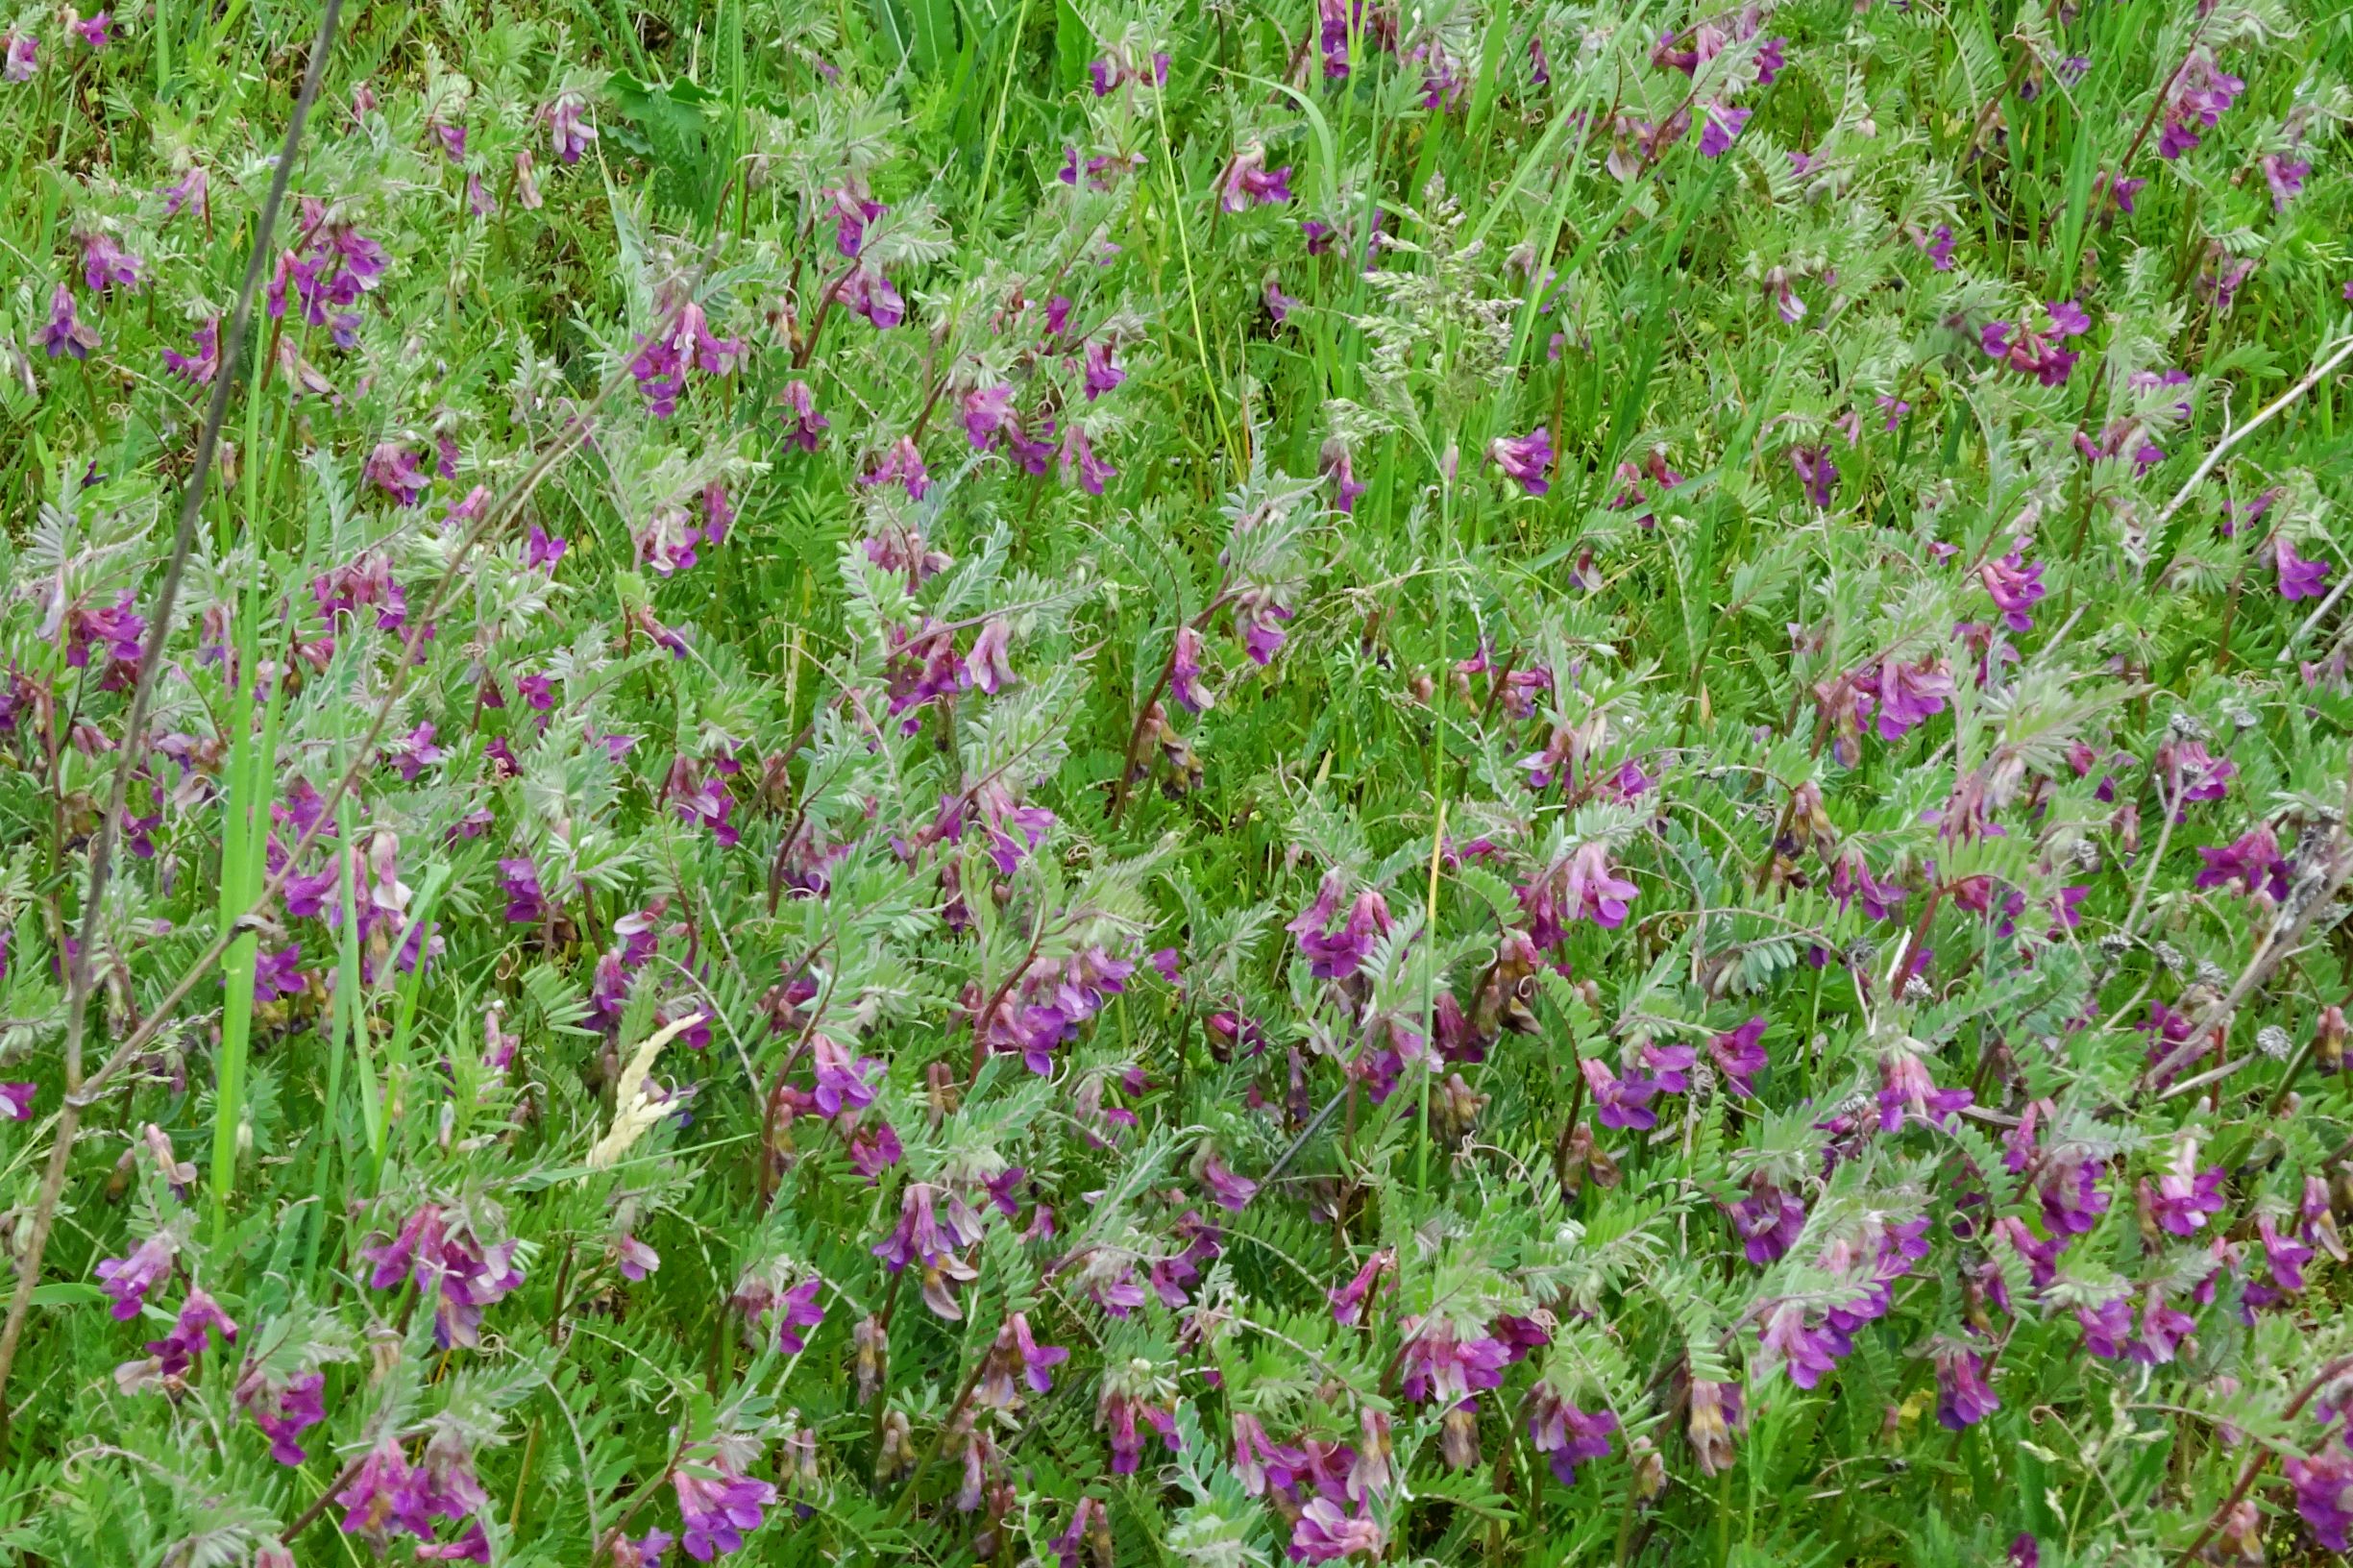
1760, 1302, 1844, 1389
1082, 338, 1125, 400
1789, 443, 1837, 507
1201, 1152, 1258, 1212
336, 1438, 415, 1544
1221, 144, 1294, 210
253, 943, 306, 1003
1877, 1046, 1972, 1131
980, 1311, 1068, 1406
1328, 1248, 1391, 1325
2195, 824, 2287, 899
365, 442, 429, 506
1526, 1386, 1617, 1485
1581, 1057, 1657, 1131
525, 524, 569, 570
82, 233, 143, 293
4, 30, 37, 79
1563, 841, 1638, 929
1934, 1350, 1999, 1430
163, 317, 221, 385
1290, 1498, 1385, 1562
546, 92, 597, 163
1061, 424, 1115, 495
2148, 1166, 2226, 1237
1319, 439, 1366, 513
672, 1443, 778, 1560
2262, 153, 2311, 212
2277, 536, 2333, 600
161, 165, 208, 221
1699, 104, 1751, 157
809, 1033, 880, 1118
1980, 551, 2046, 632
1915, 224, 1955, 271
777, 380, 828, 453
1731, 1187, 1806, 1264
498, 859, 548, 923
0, 1083, 32, 1120
2160, 51, 2244, 160
2039, 1160, 2110, 1237
95, 1230, 178, 1320
2076, 1296, 2134, 1358
871, 1183, 984, 1318
962, 383, 1014, 450
1398, 1318, 1510, 1405
2260, 1214, 2314, 1293
1169, 625, 1212, 714
2288, 1445, 2353, 1552
860, 435, 930, 501
142, 1286, 239, 1375
39, 282, 98, 359
240, 1370, 326, 1465
769, 1277, 825, 1353
1489, 428, 1554, 496
384, 723, 448, 781
1288, 878, 1393, 980
1708, 1017, 1768, 1096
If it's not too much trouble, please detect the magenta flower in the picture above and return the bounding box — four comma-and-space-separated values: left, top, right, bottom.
1581, 1056, 1657, 1131
841, 262, 906, 330
1061, 424, 1115, 495
3, 30, 37, 79
1699, 104, 1751, 157
2073, 1296, 2133, 1359
1563, 840, 1638, 929
1328, 1248, 1391, 1325
1876, 1046, 1971, 1131
2159, 51, 2243, 160
1201, 1151, 1258, 1212
962, 383, 1014, 450
1708, 1017, 1768, 1096
1320, 440, 1365, 513
525, 524, 569, 570
40, 282, 99, 359
381, 723, 447, 782
1397, 1317, 1509, 1405
546, 92, 597, 163
0, 1082, 32, 1120
335, 1438, 416, 1545
95, 1230, 179, 1320
1169, 625, 1212, 714
240, 1369, 327, 1464
979, 1311, 1068, 1407
1759, 1302, 1844, 1388
161, 165, 208, 221
163, 317, 221, 386
809, 1033, 880, 1117
778, 379, 828, 452
1934, 1351, 1999, 1430
1525, 1386, 1616, 1485
2148, 1166, 2226, 1237
1082, 338, 1125, 400
82, 233, 142, 293
871, 1182, 984, 1318
2288, 1444, 2353, 1551
1980, 551, 2047, 631
1291, 1498, 1385, 1562
1789, 443, 1837, 507
1488, 428, 1554, 496
1220, 143, 1294, 210
860, 436, 929, 501
365, 442, 429, 506
1287, 878, 1392, 979
2276, 536, 2332, 600
1731, 1187, 1806, 1264
674, 1443, 778, 1560
142, 1286, 238, 1375
2195, 824, 2287, 899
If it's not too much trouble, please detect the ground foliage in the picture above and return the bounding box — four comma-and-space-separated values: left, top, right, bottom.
3, 0, 2353, 1564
